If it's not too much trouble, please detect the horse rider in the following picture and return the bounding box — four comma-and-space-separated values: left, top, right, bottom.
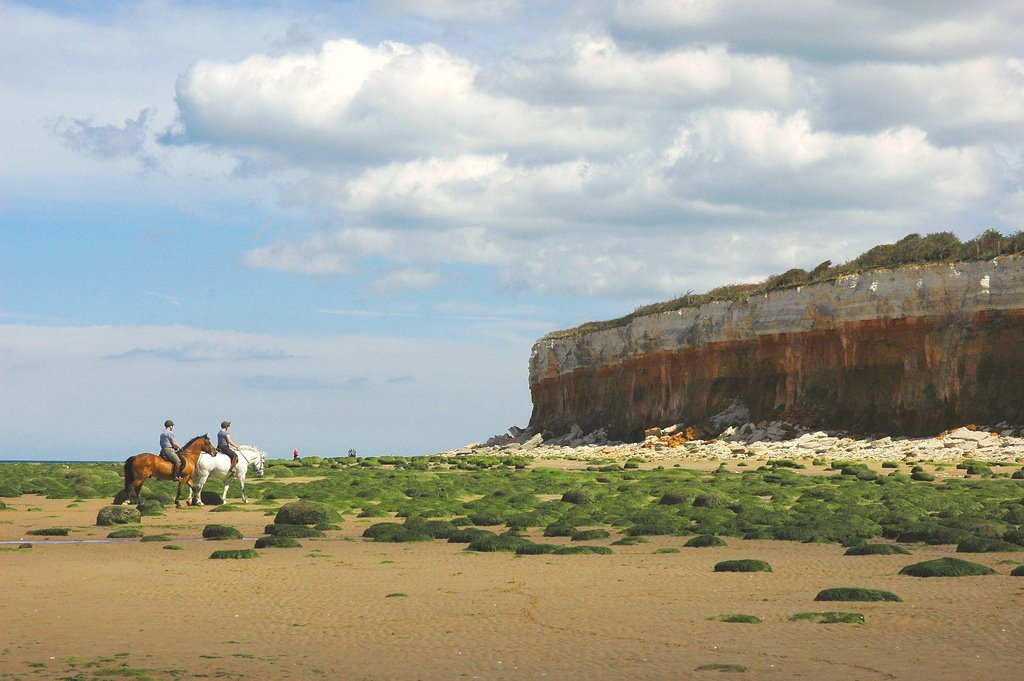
216, 420, 240, 475
160, 419, 184, 480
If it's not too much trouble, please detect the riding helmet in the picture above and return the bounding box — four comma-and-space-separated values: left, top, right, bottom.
221, 420, 231, 428
164, 419, 174, 427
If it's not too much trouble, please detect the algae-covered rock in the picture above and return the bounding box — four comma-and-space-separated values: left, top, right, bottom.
264, 524, 325, 538
203, 524, 243, 540
97, 505, 141, 526
898, 557, 996, 577
273, 500, 341, 526
255, 535, 302, 548
138, 499, 166, 517
210, 549, 259, 559
107, 527, 145, 539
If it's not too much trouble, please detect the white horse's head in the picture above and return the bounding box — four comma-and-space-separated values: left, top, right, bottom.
237, 445, 267, 477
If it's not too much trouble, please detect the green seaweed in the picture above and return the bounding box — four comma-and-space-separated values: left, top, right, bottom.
899, 557, 996, 577
714, 559, 772, 573
814, 587, 902, 602
789, 611, 864, 624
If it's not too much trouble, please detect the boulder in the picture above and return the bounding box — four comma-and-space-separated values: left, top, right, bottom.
96, 505, 141, 526
710, 398, 751, 431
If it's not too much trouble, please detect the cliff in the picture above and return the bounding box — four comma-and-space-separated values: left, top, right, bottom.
528, 257, 1024, 440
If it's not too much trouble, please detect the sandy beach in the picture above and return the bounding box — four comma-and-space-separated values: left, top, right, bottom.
2, 472, 1023, 681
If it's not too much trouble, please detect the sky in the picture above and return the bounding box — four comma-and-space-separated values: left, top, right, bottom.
2, 0, 1023, 460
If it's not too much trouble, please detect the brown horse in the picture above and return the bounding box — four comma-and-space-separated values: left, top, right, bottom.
122, 434, 215, 508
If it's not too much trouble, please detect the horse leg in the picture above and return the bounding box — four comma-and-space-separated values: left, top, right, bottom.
174, 479, 183, 508
239, 474, 248, 504
186, 478, 196, 506
192, 472, 206, 507
221, 479, 229, 505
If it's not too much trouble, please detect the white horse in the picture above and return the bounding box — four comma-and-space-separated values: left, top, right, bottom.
189, 444, 266, 506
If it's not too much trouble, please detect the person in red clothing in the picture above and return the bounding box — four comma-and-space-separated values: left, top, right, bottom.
292, 449, 299, 460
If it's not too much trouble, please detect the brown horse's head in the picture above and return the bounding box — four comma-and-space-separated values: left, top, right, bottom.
179, 434, 215, 459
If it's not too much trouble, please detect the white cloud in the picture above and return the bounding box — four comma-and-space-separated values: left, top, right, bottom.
372, 0, 522, 21
665, 109, 994, 211
51, 108, 155, 166
824, 58, 1024, 145
169, 38, 626, 164
489, 34, 799, 110
611, 0, 1024, 61
370, 268, 442, 293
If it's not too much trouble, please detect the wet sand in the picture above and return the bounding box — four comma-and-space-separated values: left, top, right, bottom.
2, 490, 1023, 680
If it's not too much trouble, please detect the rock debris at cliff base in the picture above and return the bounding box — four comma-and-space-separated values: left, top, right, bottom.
447, 424, 1024, 465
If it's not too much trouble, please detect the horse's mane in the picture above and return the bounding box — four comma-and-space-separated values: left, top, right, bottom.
180, 434, 208, 450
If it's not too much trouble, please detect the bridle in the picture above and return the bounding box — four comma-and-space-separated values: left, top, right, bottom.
234, 448, 265, 477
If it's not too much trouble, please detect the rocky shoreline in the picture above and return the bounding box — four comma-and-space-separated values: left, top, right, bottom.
451, 423, 1024, 464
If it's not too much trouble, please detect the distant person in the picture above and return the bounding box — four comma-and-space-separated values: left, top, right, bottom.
160, 420, 183, 480
216, 420, 240, 475
293, 449, 299, 460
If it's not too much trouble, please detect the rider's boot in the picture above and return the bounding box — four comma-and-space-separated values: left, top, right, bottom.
175, 463, 184, 481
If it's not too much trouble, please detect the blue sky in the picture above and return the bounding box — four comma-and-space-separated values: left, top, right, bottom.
2, 0, 1023, 460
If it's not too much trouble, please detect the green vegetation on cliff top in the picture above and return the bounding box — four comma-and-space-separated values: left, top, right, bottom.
545, 230, 1024, 340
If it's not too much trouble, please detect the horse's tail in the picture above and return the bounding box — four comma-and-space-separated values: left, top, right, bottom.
123, 456, 136, 491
